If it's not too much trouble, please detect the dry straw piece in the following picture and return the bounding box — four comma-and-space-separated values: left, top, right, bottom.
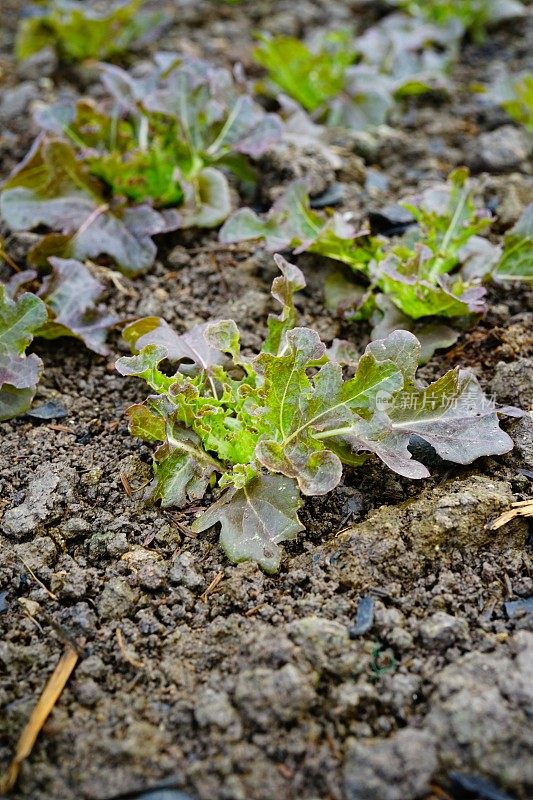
0, 646, 78, 794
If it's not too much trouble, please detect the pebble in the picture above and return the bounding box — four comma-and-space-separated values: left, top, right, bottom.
474, 125, 531, 173
234, 664, 316, 729
420, 612, 469, 650
503, 597, 533, 620
15, 537, 57, 573
169, 552, 204, 590
0, 81, 39, 122
349, 596, 375, 637
194, 687, 239, 730
97, 577, 139, 620
25, 401, 68, 420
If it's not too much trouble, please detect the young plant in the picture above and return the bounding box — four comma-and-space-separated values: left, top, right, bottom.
389, 0, 525, 41
0, 54, 281, 278
220, 180, 380, 274
0, 137, 180, 276
16, 0, 161, 62
253, 31, 357, 113
0, 285, 47, 420
253, 18, 459, 131
0, 257, 118, 419
117, 255, 513, 572
221, 170, 491, 361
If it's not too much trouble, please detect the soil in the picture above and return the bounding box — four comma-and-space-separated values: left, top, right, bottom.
1, 3, 532, 800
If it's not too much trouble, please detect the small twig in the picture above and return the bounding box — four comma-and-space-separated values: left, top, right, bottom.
120, 473, 133, 497
487, 499, 533, 530
199, 571, 224, 603
47, 423, 73, 433
245, 603, 265, 617
0, 646, 78, 793
0, 246, 21, 273
115, 628, 143, 670
18, 558, 58, 601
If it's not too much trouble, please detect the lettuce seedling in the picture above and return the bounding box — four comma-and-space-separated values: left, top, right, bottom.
16, 0, 161, 62
253, 31, 357, 113
494, 72, 533, 135
0, 137, 179, 276
374, 167, 490, 319
389, 0, 525, 41
220, 170, 492, 362
220, 180, 381, 275
117, 255, 513, 571
32, 55, 282, 229
254, 19, 459, 130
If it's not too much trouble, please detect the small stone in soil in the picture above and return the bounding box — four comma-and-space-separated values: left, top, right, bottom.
503, 597, 533, 620
309, 182, 345, 208
0, 591, 8, 614
449, 771, 516, 800
25, 401, 68, 421
349, 596, 375, 637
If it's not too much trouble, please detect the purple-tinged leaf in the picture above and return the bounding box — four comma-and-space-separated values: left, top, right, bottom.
122, 317, 227, 371
262, 253, 306, 355
192, 475, 304, 573
371, 294, 458, 364
38, 257, 119, 355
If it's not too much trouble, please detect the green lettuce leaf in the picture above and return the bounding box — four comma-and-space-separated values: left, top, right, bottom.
0, 285, 47, 420
493, 205, 533, 281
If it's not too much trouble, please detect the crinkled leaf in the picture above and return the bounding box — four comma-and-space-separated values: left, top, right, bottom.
204, 320, 241, 360
371, 294, 458, 363
493, 204, 533, 281
144, 59, 282, 164
192, 475, 304, 572
376, 254, 486, 318
37, 257, 119, 354
122, 318, 227, 370
400, 167, 491, 281
365, 330, 513, 463
255, 327, 403, 494
126, 394, 219, 507
0, 286, 47, 354
0, 285, 47, 420
150, 433, 217, 508
253, 32, 355, 112
262, 254, 306, 355
391, 0, 525, 39
0, 138, 179, 276
220, 180, 372, 274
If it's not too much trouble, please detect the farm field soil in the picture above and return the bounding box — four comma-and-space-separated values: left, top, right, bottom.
0, 2, 532, 800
